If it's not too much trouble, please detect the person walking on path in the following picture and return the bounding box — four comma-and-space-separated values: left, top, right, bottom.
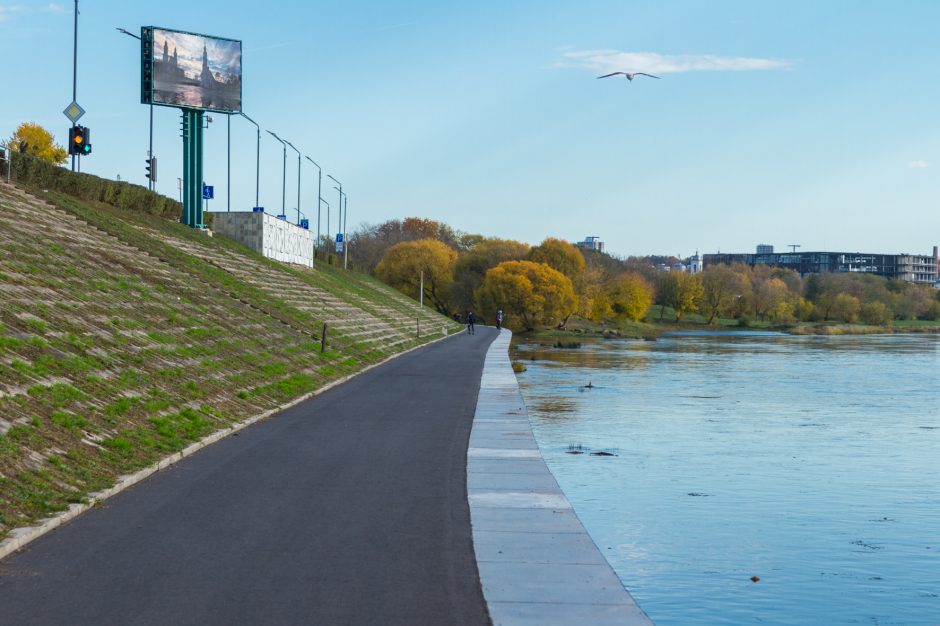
467, 311, 476, 335
495, 309, 503, 330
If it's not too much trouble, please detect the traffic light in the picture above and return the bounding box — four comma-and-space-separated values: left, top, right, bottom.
145, 157, 156, 182
69, 126, 92, 156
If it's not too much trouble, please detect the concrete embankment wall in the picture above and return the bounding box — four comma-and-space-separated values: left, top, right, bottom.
467, 330, 653, 625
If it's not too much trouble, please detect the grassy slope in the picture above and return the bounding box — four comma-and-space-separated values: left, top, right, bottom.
0, 182, 460, 539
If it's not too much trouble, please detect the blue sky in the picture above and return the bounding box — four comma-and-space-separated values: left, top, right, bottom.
1, 1, 938, 257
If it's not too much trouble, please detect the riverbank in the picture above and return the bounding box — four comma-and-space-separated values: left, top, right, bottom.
524, 312, 940, 343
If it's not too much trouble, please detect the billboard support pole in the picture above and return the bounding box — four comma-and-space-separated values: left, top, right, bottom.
227, 114, 231, 212
182, 108, 204, 228
71, 0, 78, 173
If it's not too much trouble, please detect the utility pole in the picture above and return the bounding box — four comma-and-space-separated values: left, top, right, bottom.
788, 244, 801, 253
71, 0, 78, 173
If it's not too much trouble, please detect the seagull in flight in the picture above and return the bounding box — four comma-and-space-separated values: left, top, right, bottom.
597, 72, 661, 81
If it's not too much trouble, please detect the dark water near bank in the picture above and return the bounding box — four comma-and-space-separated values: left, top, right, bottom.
513, 332, 939, 625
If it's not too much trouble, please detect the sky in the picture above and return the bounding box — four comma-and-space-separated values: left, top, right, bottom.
1, 0, 938, 258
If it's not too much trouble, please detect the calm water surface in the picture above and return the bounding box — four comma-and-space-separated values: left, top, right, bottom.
512, 332, 939, 625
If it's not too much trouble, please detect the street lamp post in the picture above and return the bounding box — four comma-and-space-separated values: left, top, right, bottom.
326, 174, 342, 253
239, 112, 261, 209
266, 130, 287, 217
342, 192, 348, 269
284, 140, 301, 225
304, 156, 322, 258
319, 198, 329, 253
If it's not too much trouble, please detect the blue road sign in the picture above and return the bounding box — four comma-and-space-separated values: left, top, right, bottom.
336, 233, 344, 243
202, 184, 214, 200
300, 219, 309, 229
252, 206, 264, 213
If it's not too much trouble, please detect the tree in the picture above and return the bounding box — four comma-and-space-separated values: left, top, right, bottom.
8, 122, 67, 164
752, 276, 790, 320
475, 261, 576, 331
831, 292, 861, 323
606, 273, 654, 322
527, 238, 586, 325
375, 239, 457, 315
860, 301, 892, 326
527, 238, 585, 282
659, 271, 703, 322
450, 238, 529, 313
700, 264, 750, 324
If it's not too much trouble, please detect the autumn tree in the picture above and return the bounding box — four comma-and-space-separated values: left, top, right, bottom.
700, 264, 750, 324
658, 271, 703, 322
351, 217, 463, 272
527, 238, 585, 282
375, 239, 457, 315
8, 122, 67, 164
475, 261, 576, 331
606, 273, 654, 322
831, 293, 861, 323
751, 276, 790, 320
450, 238, 529, 313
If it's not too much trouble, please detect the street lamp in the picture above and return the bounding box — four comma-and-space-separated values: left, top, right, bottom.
319, 198, 329, 252
239, 112, 261, 209
284, 140, 301, 225
326, 174, 342, 253
266, 130, 287, 217
304, 155, 322, 257
342, 192, 349, 269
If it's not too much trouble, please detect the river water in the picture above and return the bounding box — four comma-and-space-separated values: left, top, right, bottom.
512, 332, 939, 625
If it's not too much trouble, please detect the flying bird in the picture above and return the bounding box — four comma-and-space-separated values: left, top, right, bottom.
597, 72, 661, 81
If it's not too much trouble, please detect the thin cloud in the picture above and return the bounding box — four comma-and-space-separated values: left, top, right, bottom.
558, 50, 790, 75
909, 160, 929, 169
42, 3, 65, 13
0, 5, 26, 23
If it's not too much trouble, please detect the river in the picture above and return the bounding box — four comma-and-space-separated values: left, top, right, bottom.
512, 331, 939, 625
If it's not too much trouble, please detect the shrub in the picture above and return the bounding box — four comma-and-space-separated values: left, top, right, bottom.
859, 301, 893, 326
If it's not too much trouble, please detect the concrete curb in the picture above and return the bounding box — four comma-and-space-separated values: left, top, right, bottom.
468, 329, 653, 625
0, 328, 459, 562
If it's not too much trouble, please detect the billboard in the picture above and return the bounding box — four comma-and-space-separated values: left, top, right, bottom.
141, 27, 242, 113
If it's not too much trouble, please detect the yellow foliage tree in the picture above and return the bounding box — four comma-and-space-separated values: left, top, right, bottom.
476, 261, 576, 331
606, 273, 654, 322
375, 238, 457, 315
659, 271, 704, 322
527, 238, 585, 282
8, 122, 68, 165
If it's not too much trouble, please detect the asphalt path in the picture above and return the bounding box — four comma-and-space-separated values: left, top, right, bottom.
0, 327, 497, 625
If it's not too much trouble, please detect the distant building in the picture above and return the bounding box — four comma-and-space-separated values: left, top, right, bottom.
756, 244, 774, 255
687, 252, 703, 274
576, 236, 604, 254
703, 245, 939, 285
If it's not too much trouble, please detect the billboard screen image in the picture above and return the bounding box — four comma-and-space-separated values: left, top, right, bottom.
145, 27, 242, 113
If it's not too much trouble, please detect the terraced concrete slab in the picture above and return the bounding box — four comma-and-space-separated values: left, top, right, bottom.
468, 330, 653, 626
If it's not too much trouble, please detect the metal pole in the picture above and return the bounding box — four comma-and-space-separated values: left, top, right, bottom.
266, 131, 287, 216
317, 168, 322, 249
327, 174, 341, 253
239, 113, 260, 207
420, 270, 424, 308
71, 0, 78, 173
285, 141, 300, 224
305, 156, 321, 264
226, 114, 231, 211
343, 192, 348, 269
149, 104, 154, 190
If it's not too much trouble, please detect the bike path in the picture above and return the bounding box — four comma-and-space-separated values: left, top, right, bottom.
0, 328, 497, 625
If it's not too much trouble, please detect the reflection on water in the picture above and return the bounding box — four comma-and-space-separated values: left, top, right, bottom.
513, 332, 940, 626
